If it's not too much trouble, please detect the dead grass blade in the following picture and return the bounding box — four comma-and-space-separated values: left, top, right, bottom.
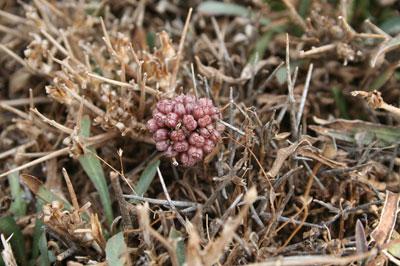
190, 187, 257, 266
371, 190, 400, 246
355, 219, 368, 265
267, 138, 310, 178
1, 234, 18, 266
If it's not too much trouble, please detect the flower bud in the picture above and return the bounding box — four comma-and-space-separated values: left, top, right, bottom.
165, 112, 178, 128
148, 93, 224, 167
203, 139, 215, 153
153, 129, 169, 141
193, 108, 205, 119
157, 99, 174, 114
173, 141, 189, 152
156, 141, 169, 151
189, 132, 205, 147
198, 115, 212, 127
183, 115, 197, 131
188, 146, 203, 160
165, 146, 178, 158
153, 112, 166, 127
147, 119, 158, 133
174, 103, 186, 116
170, 129, 185, 142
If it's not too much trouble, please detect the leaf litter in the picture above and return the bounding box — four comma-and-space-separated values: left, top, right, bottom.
1, 0, 400, 265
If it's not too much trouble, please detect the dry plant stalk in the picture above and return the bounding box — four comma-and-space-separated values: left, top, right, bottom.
186, 187, 257, 266
352, 90, 400, 118
1, 234, 18, 266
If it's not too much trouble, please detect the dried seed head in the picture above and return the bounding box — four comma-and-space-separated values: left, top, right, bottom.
147, 94, 224, 167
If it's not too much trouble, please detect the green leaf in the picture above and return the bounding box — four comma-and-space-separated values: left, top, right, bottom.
381, 16, 400, 35
198, 1, 249, 17
134, 159, 160, 196
31, 216, 43, 261
38, 230, 50, 266
275, 67, 287, 85
0, 216, 27, 266
249, 31, 274, 64
388, 230, 400, 258
275, 60, 301, 85
147, 32, 156, 51
248, 25, 286, 63
197, 1, 270, 25
298, 0, 311, 18
78, 115, 113, 225
169, 228, 186, 266
371, 35, 400, 67
21, 174, 72, 211
331, 87, 349, 119
7, 170, 27, 218
105, 232, 128, 266
311, 118, 400, 146
368, 63, 400, 91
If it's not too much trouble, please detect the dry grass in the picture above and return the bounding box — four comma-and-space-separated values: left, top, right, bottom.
1, 0, 400, 265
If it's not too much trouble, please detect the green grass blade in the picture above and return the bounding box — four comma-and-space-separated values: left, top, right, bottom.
105, 232, 128, 266
331, 87, 349, 119
169, 228, 186, 266
381, 16, 400, 35
298, 0, 311, 18
197, 1, 269, 25
38, 230, 50, 266
147, 31, 156, 51
198, 1, 250, 17
371, 35, 400, 67
368, 64, 398, 91
31, 216, 43, 262
134, 159, 160, 196
7, 170, 27, 218
21, 174, 72, 210
249, 25, 287, 63
311, 118, 400, 146
78, 115, 113, 225
0, 216, 27, 266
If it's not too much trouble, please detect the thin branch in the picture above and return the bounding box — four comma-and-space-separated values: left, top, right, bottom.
0, 147, 70, 178
110, 171, 133, 230
296, 63, 313, 129
169, 8, 193, 92
0, 141, 36, 160
123, 194, 198, 208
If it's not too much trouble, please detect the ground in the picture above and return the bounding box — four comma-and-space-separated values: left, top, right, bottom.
1, 0, 400, 265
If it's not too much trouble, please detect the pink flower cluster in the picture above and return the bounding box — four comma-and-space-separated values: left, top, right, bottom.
147, 94, 224, 167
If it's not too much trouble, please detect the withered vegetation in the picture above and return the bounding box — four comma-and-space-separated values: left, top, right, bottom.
1, 0, 400, 265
